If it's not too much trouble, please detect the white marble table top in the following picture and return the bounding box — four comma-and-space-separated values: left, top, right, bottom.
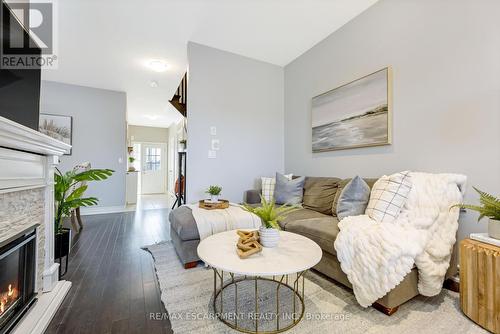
197, 230, 322, 276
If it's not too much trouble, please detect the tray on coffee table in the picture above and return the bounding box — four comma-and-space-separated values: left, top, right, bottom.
198, 199, 230, 210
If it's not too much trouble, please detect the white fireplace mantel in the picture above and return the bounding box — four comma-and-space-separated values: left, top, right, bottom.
0, 115, 72, 334
0, 115, 70, 156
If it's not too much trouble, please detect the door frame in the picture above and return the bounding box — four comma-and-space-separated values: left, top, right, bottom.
132, 141, 168, 195
167, 136, 177, 200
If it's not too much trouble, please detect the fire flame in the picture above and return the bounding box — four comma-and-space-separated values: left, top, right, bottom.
0, 284, 18, 315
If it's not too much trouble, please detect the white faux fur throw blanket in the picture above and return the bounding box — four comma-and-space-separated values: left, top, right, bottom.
334, 172, 467, 307
186, 203, 261, 240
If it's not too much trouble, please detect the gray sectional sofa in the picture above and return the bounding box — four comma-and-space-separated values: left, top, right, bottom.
169, 176, 458, 314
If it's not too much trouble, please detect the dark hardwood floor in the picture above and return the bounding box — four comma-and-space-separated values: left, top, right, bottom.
46, 209, 173, 334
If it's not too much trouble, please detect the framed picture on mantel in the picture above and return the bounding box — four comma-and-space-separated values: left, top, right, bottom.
39, 113, 73, 155
311, 67, 392, 152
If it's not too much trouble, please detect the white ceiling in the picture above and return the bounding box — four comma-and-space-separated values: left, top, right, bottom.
41, 0, 378, 128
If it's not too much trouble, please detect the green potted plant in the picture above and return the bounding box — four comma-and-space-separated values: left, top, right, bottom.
206, 185, 222, 203
128, 156, 136, 171
243, 196, 297, 247
54, 168, 114, 258
452, 187, 500, 240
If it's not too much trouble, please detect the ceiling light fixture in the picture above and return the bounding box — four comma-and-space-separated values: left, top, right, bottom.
150, 80, 159, 88
144, 115, 159, 120
146, 59, 169, 72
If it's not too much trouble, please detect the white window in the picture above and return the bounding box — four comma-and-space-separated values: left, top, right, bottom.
145, 147, 161, 171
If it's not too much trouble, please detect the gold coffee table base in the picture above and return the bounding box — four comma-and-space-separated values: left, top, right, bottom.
212, 268, 306, 334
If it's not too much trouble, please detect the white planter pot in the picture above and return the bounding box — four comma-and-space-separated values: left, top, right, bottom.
259, 226, 280, 248
209, 194, 220, 203
488, 219, 500, 240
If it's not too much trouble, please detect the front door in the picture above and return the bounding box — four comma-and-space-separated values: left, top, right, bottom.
141, 143, 166, 194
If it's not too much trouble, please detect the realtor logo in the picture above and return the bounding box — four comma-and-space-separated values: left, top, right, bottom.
1, 0, 58, 69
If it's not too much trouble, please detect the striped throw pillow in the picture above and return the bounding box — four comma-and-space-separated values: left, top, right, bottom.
365, 171, 412, 223
261, 174, 292, 202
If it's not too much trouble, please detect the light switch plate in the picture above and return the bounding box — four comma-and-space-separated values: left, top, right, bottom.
210, 126, 217, 136
211, 139, 220, 150
208, 150, 217, 159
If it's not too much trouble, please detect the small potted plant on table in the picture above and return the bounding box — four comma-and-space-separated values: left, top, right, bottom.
243, 196, 297, 247
453, 187, 500, 240
206, 185, 222, 203
128, 156, 136, 171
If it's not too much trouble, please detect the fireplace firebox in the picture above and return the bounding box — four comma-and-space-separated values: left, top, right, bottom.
0, 227, 37, 334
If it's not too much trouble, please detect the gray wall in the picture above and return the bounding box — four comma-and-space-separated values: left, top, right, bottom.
187, 42, 284, 202
128, 125, 168, 144
41, 81, 127, 207
284, 0, 500, 242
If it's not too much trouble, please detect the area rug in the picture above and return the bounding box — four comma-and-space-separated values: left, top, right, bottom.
143, 241, 486, 334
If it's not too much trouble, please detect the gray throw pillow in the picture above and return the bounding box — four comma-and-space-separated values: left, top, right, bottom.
336, 176, 370, 220
274, 173, 305, 205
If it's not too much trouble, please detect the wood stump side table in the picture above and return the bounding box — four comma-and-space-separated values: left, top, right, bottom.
460, 238, 500, 333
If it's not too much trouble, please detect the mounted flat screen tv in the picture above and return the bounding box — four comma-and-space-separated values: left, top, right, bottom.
0, 1, 41, 131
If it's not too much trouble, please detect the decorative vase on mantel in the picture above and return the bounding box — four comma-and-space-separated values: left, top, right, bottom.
489, 219, 500, 240
259, 225, 280, 248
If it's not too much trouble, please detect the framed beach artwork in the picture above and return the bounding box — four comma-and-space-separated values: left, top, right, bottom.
39, 113, 73, 155
312, 67, 392, 152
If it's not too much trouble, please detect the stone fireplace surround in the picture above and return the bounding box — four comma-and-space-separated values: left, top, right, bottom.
0, 116, 72, 334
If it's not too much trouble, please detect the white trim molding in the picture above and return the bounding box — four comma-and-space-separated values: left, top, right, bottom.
0, 115, 71, 156
80, 205, 132, 215
43, 154, 59, 291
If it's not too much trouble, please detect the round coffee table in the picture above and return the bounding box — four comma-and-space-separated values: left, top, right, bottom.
197, 230, 322, 334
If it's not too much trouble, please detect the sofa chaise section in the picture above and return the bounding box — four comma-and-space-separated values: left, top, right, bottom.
169, 207, 201, 269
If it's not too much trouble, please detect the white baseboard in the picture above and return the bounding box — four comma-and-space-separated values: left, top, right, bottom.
80, 205, 134, 215
13, 280, 72, 334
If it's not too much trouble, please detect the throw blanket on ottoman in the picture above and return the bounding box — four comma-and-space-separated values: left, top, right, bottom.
186, 203, 261, 240
334, 172, 467, 307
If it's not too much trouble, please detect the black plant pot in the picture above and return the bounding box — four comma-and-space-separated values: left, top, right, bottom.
55, 228, 71, 259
